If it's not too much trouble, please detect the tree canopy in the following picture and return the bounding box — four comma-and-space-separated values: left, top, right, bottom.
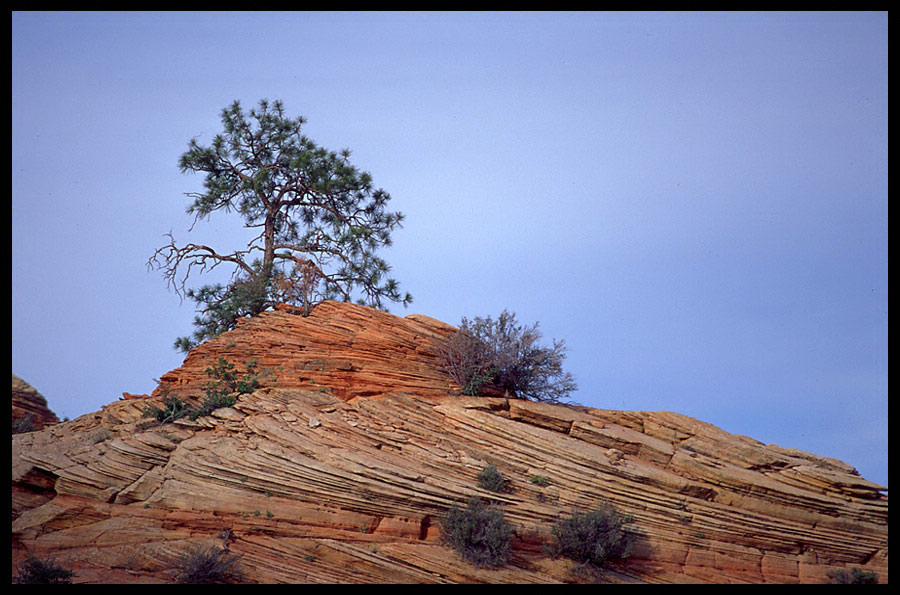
149, 99, 412, 352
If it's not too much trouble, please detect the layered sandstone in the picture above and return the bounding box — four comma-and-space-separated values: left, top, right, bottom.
12, 302, 888, 583
149, 301, 458, 402
12, 374, 60, 432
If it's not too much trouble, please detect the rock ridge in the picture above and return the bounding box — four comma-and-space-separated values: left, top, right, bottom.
12, 301, 888, 583
151, 301, 458, 402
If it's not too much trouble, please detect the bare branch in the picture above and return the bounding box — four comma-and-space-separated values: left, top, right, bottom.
147, 233, 255, 298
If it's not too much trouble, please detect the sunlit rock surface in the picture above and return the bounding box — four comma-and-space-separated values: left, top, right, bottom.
12, 302, 887, 583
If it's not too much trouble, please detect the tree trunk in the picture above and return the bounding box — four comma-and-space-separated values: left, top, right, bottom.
263, 213, 276, 272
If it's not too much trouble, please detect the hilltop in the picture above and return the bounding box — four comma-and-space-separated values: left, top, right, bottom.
12, 301, 888, 583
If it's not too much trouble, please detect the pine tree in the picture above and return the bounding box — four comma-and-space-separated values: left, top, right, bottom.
149, 99, 411, 352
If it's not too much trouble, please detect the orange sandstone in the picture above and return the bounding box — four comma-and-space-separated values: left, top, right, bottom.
12, 302, 888, 583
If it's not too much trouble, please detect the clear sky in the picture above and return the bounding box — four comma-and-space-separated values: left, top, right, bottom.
12, 12, 888, 489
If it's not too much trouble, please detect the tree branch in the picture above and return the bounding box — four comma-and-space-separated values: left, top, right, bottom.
147, 233, 255, 298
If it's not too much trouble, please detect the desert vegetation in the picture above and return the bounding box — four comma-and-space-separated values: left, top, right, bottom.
440, 462, 637, 576
826, 567, 879, 584
143, 393, 194, 424
13, 556, 76, 584
144, 357, 263, 423
438, 309, 577, 403
172, 544, 243, 584
549, 503, 635, 571
439, 497, 514, 569
477, 463, 511, 494
11, 413, 37, 434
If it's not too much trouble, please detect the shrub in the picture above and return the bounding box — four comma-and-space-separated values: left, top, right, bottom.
145, 358, 259, 423
477, 464, 510, 493
173, 545, 243, 584
438, 327, 494, 395
826, 568, 879, 584
12, 413, 37, 434
204, 357, 261, 399
440, 497, 513, 568
438, 310, 577, 403
188, 394, 237, 421
143, 394, 193, 423
189, 357, 261, 419
549, 503, 634, 569
13, 556, 76, 584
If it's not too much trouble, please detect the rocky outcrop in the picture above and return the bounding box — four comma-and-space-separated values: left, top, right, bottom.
12, 374, 60, 433
12, 302, 888, 583
151, 301, 458, 402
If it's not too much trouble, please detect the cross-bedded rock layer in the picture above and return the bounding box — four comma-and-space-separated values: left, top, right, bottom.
12, 302, 888, 583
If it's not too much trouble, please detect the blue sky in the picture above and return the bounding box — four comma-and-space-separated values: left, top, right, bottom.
12, 12, 887, 489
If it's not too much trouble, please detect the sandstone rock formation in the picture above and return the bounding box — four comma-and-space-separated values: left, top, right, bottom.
12, 374, 60, 433
12, 302, 888, 583
150, 301, 458, 403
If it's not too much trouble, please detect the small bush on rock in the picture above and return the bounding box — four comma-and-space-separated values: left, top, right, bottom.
438, 310, 577, 403
477, 463, 510, 493
13, 556, 75, 584
826, 568, 879, 584
143, 394, 193, 424
187, 394, 237, 421
549, 502, 634, 569
173, 545, 243, 584
145, 358, 260, 423
440, 497, 513, 568
12, 413, 37, 434
204, 357, 261, 399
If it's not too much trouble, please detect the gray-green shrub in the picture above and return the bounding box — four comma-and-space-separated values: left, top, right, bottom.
438, 310, 577, 403
477, 464, 510, 493
826, 568, 879, 584
13, 556, 75, 584
440, 497, 513, 568
173, 545, 243, 584
549, 503, 634, 569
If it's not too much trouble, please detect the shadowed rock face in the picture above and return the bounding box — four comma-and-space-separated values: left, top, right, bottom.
12, 374, 60, 432
12, 302, 888, 584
